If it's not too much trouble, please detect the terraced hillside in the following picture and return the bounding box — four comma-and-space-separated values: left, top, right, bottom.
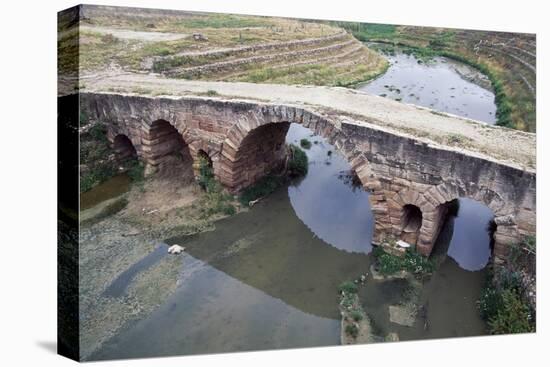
338, 23, 536, 132
59, 5, 387, 88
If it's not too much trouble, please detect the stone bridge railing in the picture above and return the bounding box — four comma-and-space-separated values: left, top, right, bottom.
80, 92, 536, 263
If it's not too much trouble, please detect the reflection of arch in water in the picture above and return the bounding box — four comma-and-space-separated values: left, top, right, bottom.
433, 198, 495, 271
166, 188, 374, 320
284, 123, 374, 253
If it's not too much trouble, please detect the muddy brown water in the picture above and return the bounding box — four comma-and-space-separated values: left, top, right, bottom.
90, 123, 493, 360
80, 173, 131, 210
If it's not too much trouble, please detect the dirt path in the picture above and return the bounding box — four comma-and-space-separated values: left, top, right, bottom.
81, 72, 536, 170
80, 25, 190, 42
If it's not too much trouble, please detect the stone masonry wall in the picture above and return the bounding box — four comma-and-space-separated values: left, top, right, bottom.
81, 92, 536, 263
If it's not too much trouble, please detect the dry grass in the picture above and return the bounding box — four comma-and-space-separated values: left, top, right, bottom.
59, 5, 387, 87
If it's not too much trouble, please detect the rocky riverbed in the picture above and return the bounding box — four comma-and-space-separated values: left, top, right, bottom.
78, 164, 239, 359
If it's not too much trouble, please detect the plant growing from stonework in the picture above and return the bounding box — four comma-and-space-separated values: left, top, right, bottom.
299, 138, 312, 149
287, 144, 308, 177
197, 156, 216, 192
197, 156, 236, 216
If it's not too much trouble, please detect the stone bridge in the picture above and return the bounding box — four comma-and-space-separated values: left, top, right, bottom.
79, 76, 536, 263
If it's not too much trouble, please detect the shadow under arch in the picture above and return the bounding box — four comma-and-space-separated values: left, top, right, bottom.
218, 107, 379, 194
112, 134, 137, 161
142, 119, 193, 180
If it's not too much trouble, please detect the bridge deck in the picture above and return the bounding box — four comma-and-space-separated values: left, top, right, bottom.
80, 72, 535, 172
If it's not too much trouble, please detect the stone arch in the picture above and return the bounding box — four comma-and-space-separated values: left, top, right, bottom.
106, 124, 143, 158
390, 181, 519, 262
218, 106, 377, 193
388, 187, 438, 250
188, 140, 223, 181
141, 119, 193, 176
401, 204, 423, 243
112, 134, 137, 161
197, 149, 212, 167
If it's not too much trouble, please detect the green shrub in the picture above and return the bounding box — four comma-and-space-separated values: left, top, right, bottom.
80, 164, 118, 193
80, 111, 89, 126
488, 289, 534, 334
477, 287, 503, 321
239, 175, 285, 206
497, 269, 523, 293
127, 161, 144, 182
88, 123, 108, 142
478, 266, 535, 335
300, 138, 312, 149
222, 203, 236, 215
237, 145, 308, 206
195, 156, 237, 217
288, 145, 308, 177
350, 310, 364, 322
345, 324, 359, 338
372, 246, 435, 276
339, 281, 359, 294
197, 156, 215, 192
340, 293, 355, 309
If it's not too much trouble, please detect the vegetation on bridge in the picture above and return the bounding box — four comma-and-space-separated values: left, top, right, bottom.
197, 156, 237, 216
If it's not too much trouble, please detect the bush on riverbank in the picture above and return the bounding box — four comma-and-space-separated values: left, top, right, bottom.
478, 269, 535, 334
345, 324, 359, 338
127, 160, 145, 183
238, 175, 285, 207
372, 246, 435, 276
338, 277, 374, 343
477, 237, 536, 334
197, 156, 236, 216
487, 289, 534, 334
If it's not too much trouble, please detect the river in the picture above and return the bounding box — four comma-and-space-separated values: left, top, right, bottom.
88, 49, 498, 360
357, 46, 497, 124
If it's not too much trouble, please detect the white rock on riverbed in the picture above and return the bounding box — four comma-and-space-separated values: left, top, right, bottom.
168, 244, 185, 254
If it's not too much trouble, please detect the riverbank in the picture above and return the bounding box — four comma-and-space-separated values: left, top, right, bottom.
78, 136, 311, 358
78, 165, 230, 359
336, 23, 535, 132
